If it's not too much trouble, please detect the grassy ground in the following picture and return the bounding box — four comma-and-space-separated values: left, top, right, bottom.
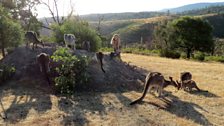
0, 53, 224, 126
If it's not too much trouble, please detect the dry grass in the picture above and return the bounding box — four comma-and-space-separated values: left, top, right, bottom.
122, 53, 224, 125
0, 53, 224, 126
131, 16, 169, 23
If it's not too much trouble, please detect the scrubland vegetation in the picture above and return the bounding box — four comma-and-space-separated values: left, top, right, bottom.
0, 1, 224, 125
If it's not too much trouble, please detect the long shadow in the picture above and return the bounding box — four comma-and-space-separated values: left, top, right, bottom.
139, 93, 212, 125
58, 96, 90, 126
186, 90, 220, 98
56, 54, 150, 125
1, 79, 52, 124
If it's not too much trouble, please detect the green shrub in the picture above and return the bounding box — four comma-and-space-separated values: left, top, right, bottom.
6, 47, 15, 55
99, 47, 114, 52
180, 53, 187, 59
51, 48, 89, 95
0, 64, 16, 83
51, 18, 102, 51
205, 56, 224, 63
151, 49, 160, 54
159, 49, 181, 59
193, 51, 205, 61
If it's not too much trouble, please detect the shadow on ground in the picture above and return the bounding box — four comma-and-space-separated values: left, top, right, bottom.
138, 91, 212, 126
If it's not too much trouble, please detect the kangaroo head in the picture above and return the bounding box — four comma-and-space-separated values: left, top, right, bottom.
169, 76, 179, 89
176, 80, 181, 90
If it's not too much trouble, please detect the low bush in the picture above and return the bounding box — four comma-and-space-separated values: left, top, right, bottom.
99, 47, 114, 52
193, 51, 205, 61
205, 56, 224, 63
0, 64, 16, 83
159, 49, 181, 59
51, 48, 89, 95
180, 52, 187, 59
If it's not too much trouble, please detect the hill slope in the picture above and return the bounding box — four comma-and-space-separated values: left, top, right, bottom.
161, 2, 224, 13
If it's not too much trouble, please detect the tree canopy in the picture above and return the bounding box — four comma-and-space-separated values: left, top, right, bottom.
0, 5, 24, 57
154, 16, 214, 58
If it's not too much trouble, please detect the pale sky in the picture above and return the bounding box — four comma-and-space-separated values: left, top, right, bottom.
36, 0, 224, 18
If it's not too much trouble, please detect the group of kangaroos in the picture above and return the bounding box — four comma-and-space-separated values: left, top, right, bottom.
26, 31, 208, 106
26, 31, 106, 86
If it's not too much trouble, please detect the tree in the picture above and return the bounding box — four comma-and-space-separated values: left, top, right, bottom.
0, 5, 24, 58
0, 0, 42, 32
40, 0, 74, 26
154, 16, 214, 59
51, 18, 102, 51
170, 17, 214, 58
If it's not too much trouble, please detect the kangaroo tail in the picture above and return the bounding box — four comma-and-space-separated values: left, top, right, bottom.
42, 62, 51, 86
130, 75, 151, 105
100, 59, 106, 73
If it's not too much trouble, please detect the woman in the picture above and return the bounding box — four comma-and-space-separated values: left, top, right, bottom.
110, 34, 120, 54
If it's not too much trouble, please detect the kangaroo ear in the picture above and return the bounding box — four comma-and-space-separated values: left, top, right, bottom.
169, 76, 173, 80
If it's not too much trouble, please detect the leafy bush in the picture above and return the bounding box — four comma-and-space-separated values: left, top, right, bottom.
159, 49, 181, 59
180, 53, 187, 59
99, 47, 114, 52
205, 56, 224, 63
0, 5, 24, 57
121, 48, 160, 56
51, 18, 102, 51
51, 48, 89, 95
0, 64, 16, 83
193, 51, 205, 61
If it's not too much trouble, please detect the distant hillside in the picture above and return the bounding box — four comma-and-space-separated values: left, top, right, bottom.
88, 13, 224, 45
162, 2, 224, 13
38, 2, 224, 45
79, 12, 166, 21
180, 5, 224, 15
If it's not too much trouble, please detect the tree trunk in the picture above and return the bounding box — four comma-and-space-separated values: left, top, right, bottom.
186, 48, 191, 59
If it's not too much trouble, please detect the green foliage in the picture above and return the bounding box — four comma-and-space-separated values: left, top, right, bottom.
51, 18, 102, 51
180, 52, 187, 59
213, 38, 224, 56
0, 5, 24, 57
123, 48, 160, 56
81, 12, 165, 21
0, 64, 16, 83
153, 20, 170, 49
205, 14, 224, 38
99, 47, 114, 52
205, 56, 224, 63
171, 17, 214, 54
193, 51, 205, 61
51, 48, 89, 95
1, 0, 41, 31
159, 49, 181, 59
154, 16, 214, 59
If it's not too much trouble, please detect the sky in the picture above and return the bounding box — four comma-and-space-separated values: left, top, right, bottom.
36, 0, 224, 18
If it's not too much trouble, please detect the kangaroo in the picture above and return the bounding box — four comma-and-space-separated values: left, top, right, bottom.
25, 31, 44, 50
64, 34, 76, 50
36, 53, 51, 85
176, 80, 208, 92
82, 41, 90, 52
96, 52, 105, 73
130, 72, 178, 105
178, 72, 192, 89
